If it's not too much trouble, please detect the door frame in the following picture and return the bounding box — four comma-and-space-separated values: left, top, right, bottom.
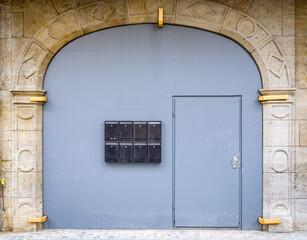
172, 95, 243, 229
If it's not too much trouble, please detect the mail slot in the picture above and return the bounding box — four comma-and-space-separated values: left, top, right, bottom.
105, 121, 119, 141
119, 143, 133, 163
148, 121, 161, 141
133, 143, 147, 163
133, 122, 147, 141
119, 122, 133, 141
105, 143, 119, 162
148, 143, 161, 163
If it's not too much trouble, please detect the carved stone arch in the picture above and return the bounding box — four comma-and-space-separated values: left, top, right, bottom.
9, 0, 296, 233
13, 1, 293, 90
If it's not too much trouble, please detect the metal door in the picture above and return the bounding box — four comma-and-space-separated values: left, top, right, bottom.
43, 24, 262, 229
174, 96, 241, 228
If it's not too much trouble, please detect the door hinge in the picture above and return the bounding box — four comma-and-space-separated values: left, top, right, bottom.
172, 112, 176, 117
172, 204, 175, 210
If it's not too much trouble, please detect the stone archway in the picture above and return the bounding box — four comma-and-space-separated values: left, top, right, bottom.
9, 0, 296, 232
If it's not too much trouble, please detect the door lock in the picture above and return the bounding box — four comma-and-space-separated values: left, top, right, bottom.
232, 156, 238, 169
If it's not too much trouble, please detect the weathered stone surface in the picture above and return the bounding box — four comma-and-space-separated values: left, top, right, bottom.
296, 0, 307, 15
51, 0, 97, 14
295, 89, 307, 120
283, 13, 295, 36
1, 130, 13, 172
214, 0, 253, 13
247, 0, 283, 36
263, 120, 290, 147
11, 12, 23, 38
295, 173, 307, 198
294, 199, 307, 230
0, 90, 12, 130
295, 15, 307, 37
299, 121, 307, 146
295, 147, 307, 173
0, 38, 12, 89
263, 173, 290, 198
11, 0, 23, 12
0, 3, 11, 38
23, 0, 58, 37
295, 36, 307, 88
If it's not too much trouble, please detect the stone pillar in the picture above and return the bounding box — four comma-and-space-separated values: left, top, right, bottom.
10, 90, 45, 232
261, 88, 296, 233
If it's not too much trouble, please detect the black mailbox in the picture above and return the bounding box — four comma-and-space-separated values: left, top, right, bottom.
105, 121, 119, 141
148, 143, 161, 163
119, 122, 133, 141
119, 143, 133, 163
133, 122, 147, 141
105, 143, 119, 162
133, 143, 147, 163
148, 121, 161, 141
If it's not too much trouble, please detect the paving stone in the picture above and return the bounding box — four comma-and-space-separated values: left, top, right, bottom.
1, 229, 307, 240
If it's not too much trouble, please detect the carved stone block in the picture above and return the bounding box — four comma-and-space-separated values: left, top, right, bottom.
77, 1, 127, 34
176, 0, 227, 33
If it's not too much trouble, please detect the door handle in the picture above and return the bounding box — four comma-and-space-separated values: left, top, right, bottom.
232, 156, 237, 169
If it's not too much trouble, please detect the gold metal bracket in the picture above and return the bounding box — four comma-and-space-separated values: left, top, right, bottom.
258, 217, 280, 225
28, 216, 47, 223
29, 97, 48, 103
158, 8, 163, 27
258, 95, 288, 102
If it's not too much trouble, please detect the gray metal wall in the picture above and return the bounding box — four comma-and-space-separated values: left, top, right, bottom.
43, 24, 262, 229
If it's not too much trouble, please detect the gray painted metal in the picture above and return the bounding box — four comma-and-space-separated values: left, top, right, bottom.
173, 96, 241, 228
43, 24, 262, 229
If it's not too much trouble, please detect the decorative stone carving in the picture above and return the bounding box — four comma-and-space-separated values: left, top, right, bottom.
176, 0, 227, 32
222, 9, 271, 52
257, 40, 290, 88
35, 10, 83, 54
17, 41, 50, 89
17, 148, 35, 172
271, 149, 289, 173
77, 1, 127, 34
128, 0, 175, 24
16, 202, 34, 217
271, 105, 290, 119
16, 106, 35, 120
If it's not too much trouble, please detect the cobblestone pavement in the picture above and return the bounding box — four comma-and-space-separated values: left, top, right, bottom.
1, 229, 307, 240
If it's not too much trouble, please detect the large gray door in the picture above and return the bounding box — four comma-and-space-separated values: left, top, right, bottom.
174, 96, 241, 228
43, 24, 263, 229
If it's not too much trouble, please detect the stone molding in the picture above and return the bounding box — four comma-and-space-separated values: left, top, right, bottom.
8, 0, 296, 232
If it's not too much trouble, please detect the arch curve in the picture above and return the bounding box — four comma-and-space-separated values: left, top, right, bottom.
14, 0, 292, 90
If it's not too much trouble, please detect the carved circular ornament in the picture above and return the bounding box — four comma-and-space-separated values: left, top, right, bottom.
237, 18, 257, 37
17, 148, 35, 172
48, 20, 67, 39
271, 150, 289, 173
17, 201, 34, 217
17, 106, 35, 120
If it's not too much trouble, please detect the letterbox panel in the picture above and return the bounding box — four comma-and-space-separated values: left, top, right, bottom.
105, 121, 119, 141
119, 143, 133, 163
148, 121, 161, 141
119, 122, 133, 141
105, 143, 119, 162
133, 122, 147, 141
148, 143, 161, 163
133, 143, 147, 163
